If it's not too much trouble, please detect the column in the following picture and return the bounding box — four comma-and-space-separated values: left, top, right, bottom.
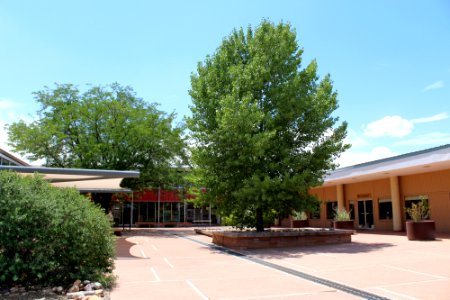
157, 187, 161, 225
337, 184, 345, 210
130, 192, 134, 229
390, 176, 402, 231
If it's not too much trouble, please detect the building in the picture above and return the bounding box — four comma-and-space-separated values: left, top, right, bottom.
4, 144, 450, 232
0, 148, 140, 226
307, 144, 450, 233
1, 147, 219, 228
113, 188, 217, 227
0, 148, 29, 166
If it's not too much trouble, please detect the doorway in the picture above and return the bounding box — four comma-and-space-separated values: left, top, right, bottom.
358, 199, 374, 229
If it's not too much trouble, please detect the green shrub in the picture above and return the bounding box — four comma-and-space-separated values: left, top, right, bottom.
220, 209, 276, 229
333, 207, 351, 221
0, 171, 115, 288
406, 197, 430, 222
292, 211, 308, 220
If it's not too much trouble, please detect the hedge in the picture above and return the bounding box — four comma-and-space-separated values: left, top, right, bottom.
0, 171, 116, 288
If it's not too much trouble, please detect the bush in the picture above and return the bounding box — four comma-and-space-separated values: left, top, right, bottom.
406, 197, 430, 222
0, 171, 115, 288
333, 207, 351, 221
220, 209, 277, 229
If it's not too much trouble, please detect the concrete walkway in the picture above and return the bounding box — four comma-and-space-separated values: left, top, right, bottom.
111, 228, 450, 299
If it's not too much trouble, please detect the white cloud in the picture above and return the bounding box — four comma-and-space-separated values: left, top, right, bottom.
0, 120, 12, 152
0, 99, 18, 110
363, 112, 448, 138
336, 146, 399, 167
394, 132, 450, 147
363, 115, 413, 138
344, 128, 369, 148
411, 112, 448, 124
5, 111, 37, 124
423, 80, 444, 91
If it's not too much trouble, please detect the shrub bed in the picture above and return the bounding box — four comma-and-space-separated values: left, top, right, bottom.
0, 171, 115, 288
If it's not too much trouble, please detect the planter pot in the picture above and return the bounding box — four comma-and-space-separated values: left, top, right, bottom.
406, 220, 435, 240
333, 220, 354, 230
292, 220, 309, 228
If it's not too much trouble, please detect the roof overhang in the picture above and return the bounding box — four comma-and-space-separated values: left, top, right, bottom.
323, 144, 450, 187
0, 149, 30, 166
0, 165, 140, 193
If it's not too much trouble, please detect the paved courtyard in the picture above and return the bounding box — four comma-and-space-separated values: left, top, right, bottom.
111, 228, 450, 299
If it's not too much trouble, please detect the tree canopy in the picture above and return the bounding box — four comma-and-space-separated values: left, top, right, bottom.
7, 83, 186, 188
187, 20, 349, 231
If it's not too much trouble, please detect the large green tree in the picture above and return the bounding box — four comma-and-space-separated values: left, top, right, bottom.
7, 83, 186, 188
187, 21, 349, 231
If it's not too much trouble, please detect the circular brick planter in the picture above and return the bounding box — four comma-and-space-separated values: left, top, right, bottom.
210, 228, 352, 249
292, 220, 309, 228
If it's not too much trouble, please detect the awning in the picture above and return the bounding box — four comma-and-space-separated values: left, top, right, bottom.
323, 144, 450, 186
0, 165, 140, 192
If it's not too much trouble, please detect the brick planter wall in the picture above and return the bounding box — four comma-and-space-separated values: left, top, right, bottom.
211, 229, 352, 250
333, 220, 355, 230
292, 220, 309, 228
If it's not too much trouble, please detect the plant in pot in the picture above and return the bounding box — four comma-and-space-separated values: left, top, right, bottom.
405, 197, 435, 240
290, 195, 320, 228
291, 211, 309, 228
333, 207, 354, 230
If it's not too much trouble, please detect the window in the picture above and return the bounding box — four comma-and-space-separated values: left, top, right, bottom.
349, 201, 355, 220
326, 201, 337, 219
378, 199, 392, 220
405, 196, 428, 220
0, 154, 20, 166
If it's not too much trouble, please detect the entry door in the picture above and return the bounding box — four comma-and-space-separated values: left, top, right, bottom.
358, 200, 374, 228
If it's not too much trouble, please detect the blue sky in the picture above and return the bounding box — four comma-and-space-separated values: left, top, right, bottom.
1, 0, 449, 166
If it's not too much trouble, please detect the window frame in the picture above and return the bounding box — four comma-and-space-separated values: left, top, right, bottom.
378, 198, 392, 220
326, 201, 337, 220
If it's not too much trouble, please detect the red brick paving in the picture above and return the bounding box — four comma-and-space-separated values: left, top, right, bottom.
111, 229, 450, 299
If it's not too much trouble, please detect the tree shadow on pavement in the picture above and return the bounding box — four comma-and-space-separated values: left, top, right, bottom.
116, 237, 141, 258
241, 241, 396, 259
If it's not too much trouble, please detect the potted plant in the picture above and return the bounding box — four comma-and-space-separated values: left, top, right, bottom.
405, 197, 435, 240
291, 211, 309, 228
332, 207, 354, 230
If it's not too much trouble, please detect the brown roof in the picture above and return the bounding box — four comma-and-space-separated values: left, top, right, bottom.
0, 148, 30, 166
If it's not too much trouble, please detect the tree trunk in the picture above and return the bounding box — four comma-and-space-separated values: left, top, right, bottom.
256, 207, 264, 232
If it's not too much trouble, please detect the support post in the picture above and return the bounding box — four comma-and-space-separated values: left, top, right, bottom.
121, 200, 124, 230
184, 200, 187, 223
390, 176, 402, 231
209, 200, 212, 226
130, 192, 134, 229
157, 186, 161, 227
337, 184, 345, 210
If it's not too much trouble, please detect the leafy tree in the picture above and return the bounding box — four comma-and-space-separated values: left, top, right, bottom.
187, 20, 349, 231
7, 83, 186, 188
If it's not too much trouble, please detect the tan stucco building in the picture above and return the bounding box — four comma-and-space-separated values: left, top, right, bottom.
308, 144, 450, 233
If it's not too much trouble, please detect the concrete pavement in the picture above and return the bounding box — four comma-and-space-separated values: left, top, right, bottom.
111, 229, 450, 299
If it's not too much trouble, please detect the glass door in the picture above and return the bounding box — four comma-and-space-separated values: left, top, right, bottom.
357, 200, 374, 228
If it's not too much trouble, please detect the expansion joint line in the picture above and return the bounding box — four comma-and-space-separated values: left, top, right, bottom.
176, 234, 390, 300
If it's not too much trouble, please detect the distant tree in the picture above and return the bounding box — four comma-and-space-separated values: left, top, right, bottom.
187, 20, 349, 231
7, 83, 186, 188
